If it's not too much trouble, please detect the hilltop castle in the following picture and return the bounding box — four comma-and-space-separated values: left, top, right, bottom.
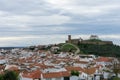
66, 35, 113, 45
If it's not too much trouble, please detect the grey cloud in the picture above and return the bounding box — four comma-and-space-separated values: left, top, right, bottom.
0, 0, 120, 46
0, 0, 59, 16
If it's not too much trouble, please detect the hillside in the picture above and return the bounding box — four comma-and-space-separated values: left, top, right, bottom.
78, 43, 120, 57
60, 43, 77, 52
60, 37, 120, 57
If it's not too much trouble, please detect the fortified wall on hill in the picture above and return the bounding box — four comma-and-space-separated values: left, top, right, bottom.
66, 35, 113, 45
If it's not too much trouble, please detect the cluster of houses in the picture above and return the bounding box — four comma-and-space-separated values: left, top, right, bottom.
0, 47, 119, 80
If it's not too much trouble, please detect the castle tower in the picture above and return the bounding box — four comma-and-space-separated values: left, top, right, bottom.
79, 37, 83, 42
68, 35, 71, 43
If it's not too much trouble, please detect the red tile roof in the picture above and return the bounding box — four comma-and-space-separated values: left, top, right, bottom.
84, 67, 97, 75
65, 66, 84, 72
96, 57, 112, 62
22, 70, 42, 79
43, 71, 70, 78
22, 71, 70, 79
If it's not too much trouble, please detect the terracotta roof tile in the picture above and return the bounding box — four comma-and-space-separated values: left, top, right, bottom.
65, 66, 84, 72
96, 57, 112, 62
22, 70, 42, 79
84, 67, 96, 75
43, 71, 70, 78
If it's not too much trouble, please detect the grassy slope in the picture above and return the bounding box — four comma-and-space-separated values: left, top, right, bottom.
60, 44, 77, 52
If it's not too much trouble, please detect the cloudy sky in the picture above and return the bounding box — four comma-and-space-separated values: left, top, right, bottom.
0, 0, 120, 47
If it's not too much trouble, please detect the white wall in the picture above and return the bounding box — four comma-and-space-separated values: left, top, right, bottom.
20, 77, 33, 80
73, 63, 87, 68
44, 77, 64, 80
103, 72, 109, 79
70, 76, 79, 80
118, 74, 120, 78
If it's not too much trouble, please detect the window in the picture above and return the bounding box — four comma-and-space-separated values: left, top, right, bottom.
64, 77, 70, 80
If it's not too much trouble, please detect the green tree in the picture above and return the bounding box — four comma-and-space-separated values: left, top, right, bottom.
29, 46, 35, 51
0, 75, 3, 80
3, 70, 19, 80
71, 70, 79, 76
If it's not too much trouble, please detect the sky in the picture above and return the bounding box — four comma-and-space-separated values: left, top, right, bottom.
0, 0, 120, 47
